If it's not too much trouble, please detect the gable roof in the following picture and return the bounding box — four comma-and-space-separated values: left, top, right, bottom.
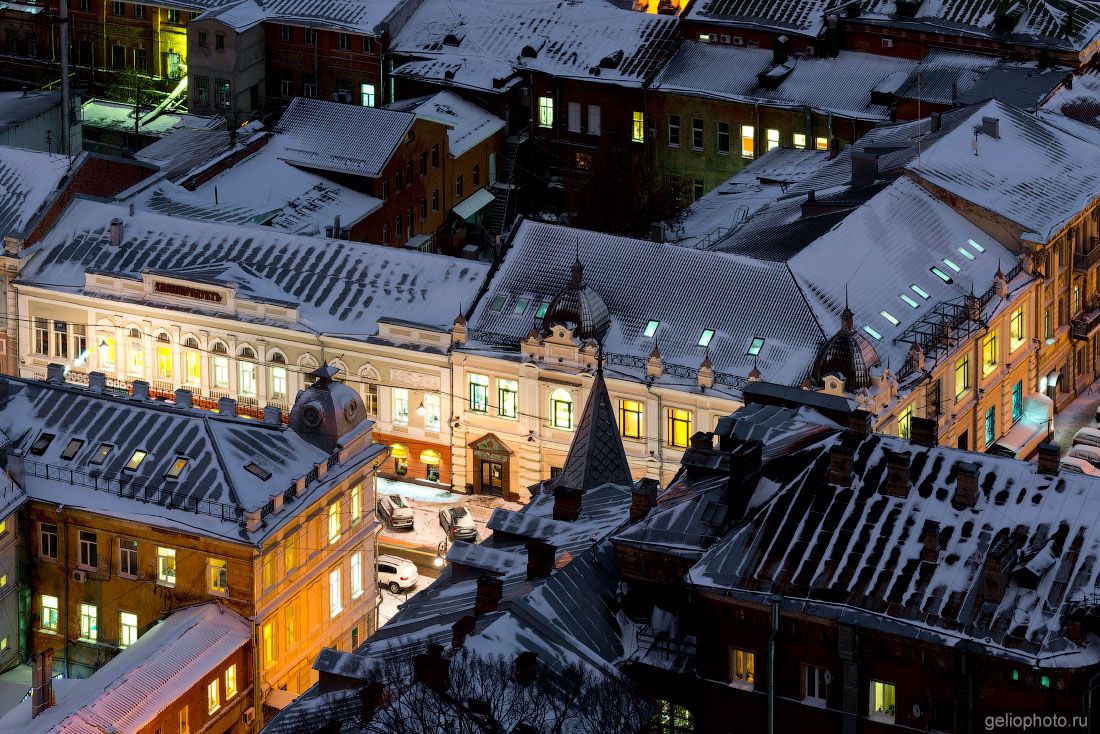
683, 0, 829, 37
387, 92, 505, 158
0, 147, 71, 240
556, 368, 633, 493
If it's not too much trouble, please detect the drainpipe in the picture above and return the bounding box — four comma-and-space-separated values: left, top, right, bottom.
56, 505, 68, 678
768, 595, 781, 734
251, 610, 262, 731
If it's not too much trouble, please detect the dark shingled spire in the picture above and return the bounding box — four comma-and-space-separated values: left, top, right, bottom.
555, 361, 633, 493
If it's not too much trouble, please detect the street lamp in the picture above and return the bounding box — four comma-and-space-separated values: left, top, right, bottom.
434, 539, 448, 568
416, 401, 427, 417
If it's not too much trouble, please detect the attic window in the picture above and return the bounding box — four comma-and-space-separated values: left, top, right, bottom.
185, 337, 199, 348
863, 326, 883, 340
534, 301, 550, 318
165, 457, 188, 479
880, 311, 899, 326
698, 329, 715, 347
212, 342, 228, 354
128, 328, 141, 339
747, 337, 764, 356
245, 461, 272, 481
643, 320, 660, 338
30, 433, 55, 456
957, 247, 976, 261
930, 267, 953, 284
967, 238, 986, 253
900, 294, 919, 308
124, 450, 147, 472
942, 258, 961, 273
90, 443, 113, 465
513, 298, 530, 315
911, 284, 931, 299
488, 295, 507, 312
61, 438, 84, 460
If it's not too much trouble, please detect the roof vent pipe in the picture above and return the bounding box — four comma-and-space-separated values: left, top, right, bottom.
109, 218, 123, 246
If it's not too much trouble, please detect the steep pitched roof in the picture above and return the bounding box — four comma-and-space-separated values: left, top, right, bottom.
556, 367, 633, 493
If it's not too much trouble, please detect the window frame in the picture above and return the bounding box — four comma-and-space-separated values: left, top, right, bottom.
667, 408, 693, 449
868, 680, 896, 723
549, 389, 573, 430
729, 647, 755, 690
618, 398, 644, 440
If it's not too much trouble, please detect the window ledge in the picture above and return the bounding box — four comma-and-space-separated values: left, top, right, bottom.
727, 681, 755, 691
868, 713, 895, 724
156, 580, 176, 588
208, 589, 228, 598
802, 697, 826, 708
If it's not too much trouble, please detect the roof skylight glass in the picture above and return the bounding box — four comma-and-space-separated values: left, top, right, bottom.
245, 461, 272, 481
513, 298, 530, 315
880, 311, 899, 326
747, 337, 765, 356
60, 439, 84, 460
124, 450, 147, 472
957, 247, 976, 261
930, 267, 953, 283
943, 258, 961, 273
911, 285, 931, 299
90, 444, 113, 465
534, 301, 550, 319
698, 329, 715, 347
863, 326, 882, 340
488, 295, 507, 312
166, 457, 188, 479
967, 238, 986, 253
643, 320, 660, 338
30, 433, 55, 456
901, 294, 919, 308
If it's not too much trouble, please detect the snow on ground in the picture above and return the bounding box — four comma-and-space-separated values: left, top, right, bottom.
379, 586, 412, 626
379, 481, 522, 551
1052, 384, 1100, 452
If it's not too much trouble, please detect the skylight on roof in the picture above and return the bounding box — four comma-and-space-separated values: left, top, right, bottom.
90, 443, 112, 465
901, 294, 919, 308
930, 267, 953, 284
513, 298, 530, 315
30, 433, 55, 456
967, 238, 986, 253
863, 326, 882, 340
957, 247, 976, 261
245, 461, 272, 481
911, 284, 931, 299
60, 439, 84, 461
124, 450, 147, 472
166, 457, 188, 480
747, 337, 765, 356
698, 329, 715, 347
488, 295, 506, 312
534, 301, 550, 319
942, 258, 961, 273
880, 311, 899, 326
643, 320, 660, 338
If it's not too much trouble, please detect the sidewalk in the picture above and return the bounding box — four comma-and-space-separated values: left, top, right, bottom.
1052, 386, 1100, 453
378, 491, 522, 552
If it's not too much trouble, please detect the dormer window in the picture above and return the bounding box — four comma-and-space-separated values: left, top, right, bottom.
124, 450, 147, 471
513, 298, 530, 315
698, 329, 715, 347
534, 301, 550, 318
30, 433, 55, 456
644, 320, 660, 338
245, 461, 272, 480
747, 337, 764, 356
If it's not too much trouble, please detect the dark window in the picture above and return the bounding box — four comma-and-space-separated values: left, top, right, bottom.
198, 31, 208, 47
362, 36, 373, 52
195, 75, 209, 106
304, 27, 316, 45
473, 164, 480, 187
133, 3, 145, 18
338, 32, 350, 49
431, 144, 439, 169
432, 189, 439, 212
79, 0, 89, 10
419, 152, 427, 176
79, 40, 92, 65
405, 160, 413, 187
215, 33, 224, 50
111, 45, 125, 68
30, 432, 54, 456
119, 539, 138, 576
419, 197, 427, 219
166, 7, 179, 22
111, 0, 123, 14
40, 523, 57, 559
281, 24, 292, 41
79, 531, 97, 568
456, 175, 464, 198
61, 438, 84, 460
245, 461, 271, 480
134, 48, 146, 71
395, 169, 402, 191
667, 115, 680, 147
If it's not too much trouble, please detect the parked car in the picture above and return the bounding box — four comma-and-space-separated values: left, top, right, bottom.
439, 505, 477, 541
1068, 444, 1100, 469
378, 494, 415, 530
377, 554, 419, 593
1060, 456, 1100, 476
1072, 426, 1100, 448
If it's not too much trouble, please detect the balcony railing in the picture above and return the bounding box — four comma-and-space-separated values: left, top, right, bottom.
1070, 308, 1100, 341
1074, 237, 1100, 273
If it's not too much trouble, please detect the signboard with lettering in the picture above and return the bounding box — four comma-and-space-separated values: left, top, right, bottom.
154, 281, 224, 303
471, 433, 512, 462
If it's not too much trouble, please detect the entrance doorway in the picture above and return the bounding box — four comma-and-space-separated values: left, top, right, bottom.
469, 433, 513, 500
480, 461, 504, 497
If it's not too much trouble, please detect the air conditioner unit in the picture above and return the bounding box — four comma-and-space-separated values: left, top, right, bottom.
519, 86, 530, 97
72, 569, 86, 583
720, 34, 731, 43
881, 38, 894, 48
732, 36, 745, 46
242, 707, 255, 726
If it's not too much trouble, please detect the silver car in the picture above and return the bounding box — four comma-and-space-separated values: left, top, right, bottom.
378, 494, 415, 530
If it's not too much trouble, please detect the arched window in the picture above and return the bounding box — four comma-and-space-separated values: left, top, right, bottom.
156, 332, 170, 343
269, 351, 288, 400
211, 342, 229, 389
212, 342, 228, 354
128, 327, 141, 339
239, 346, 256, 360
184, 337, 199, 348
238, 346, 257, 398
183, 337, 201, 386
549, 389, 573, 430
126, 327, 144, 377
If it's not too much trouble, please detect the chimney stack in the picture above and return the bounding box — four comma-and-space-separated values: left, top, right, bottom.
772, 34, 789, 65
30, 650, 54, 718
174, 388, 193, 409
451, 614, 476, 649
87, 371, 106, 393
45, 363, 65, 384
412, 643, 449, 694
270, 492, 284, 515
981, 116, 1000, 139
263, 405, 282, 424
109, 218, 124, 246
930, 111, 942, 133
526, 540, 556, 580
910, 416, 938, 447
514, 652, 538, 687
245, 509, 262, 532
474, 575, 503, 615
552, 485, 581, 522
828, 137, 840, 159
981, 532, 1019, 605
921, 520, 941, 562
131, 380, 150, 401
851, 151, 879, 188
882, 451, 910, 498
828, 442, 854, 487
360, 680, 384, 720
629, 479, 659, 523
848, 409, 873, 436
218, 396, 237, 416
1036, 442, 1060, 476
954, 461, 979, 507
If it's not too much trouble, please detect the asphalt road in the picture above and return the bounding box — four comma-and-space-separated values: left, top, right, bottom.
378, 539, 445, 578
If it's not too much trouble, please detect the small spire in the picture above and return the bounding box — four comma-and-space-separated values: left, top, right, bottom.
570, 250, 584, 289
596, 341, 605, 374
841, 285, 855, 331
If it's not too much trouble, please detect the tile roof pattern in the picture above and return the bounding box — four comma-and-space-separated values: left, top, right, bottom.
387, 92, 505, 158
907, 99, 1100, 242
555, 369, 633, 493
391, 0, 680, 90
22, 199, 489, 335
687, 407, 1100, 663
0, 146, 70, 239
273, 98, 415, 178
653, 41, 918, 121
684, 0, 828, 36
2, 603, 251, 734
0, 90, 60, 134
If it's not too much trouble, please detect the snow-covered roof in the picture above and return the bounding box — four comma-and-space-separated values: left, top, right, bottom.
80, 99, 224, 138
0, 90, 60, 134
653, 41, 918, 121
273, 98, 414, 178
196, 0, 402, 34
2, 603, 251, 734
134, 126, 231, 178
907, 99, 1100, 242
21, 198, 489, 336
387, 92, 505, 158
1042, 65, 1100, 130
685, 406, 1100, 664
0, 146, 71, 239
684, 0, 829, 37
391, 0, 679, 91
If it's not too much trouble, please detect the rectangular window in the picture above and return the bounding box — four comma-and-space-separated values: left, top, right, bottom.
79, 603, 97, 641
729, 648, 755, 689
285, 532, 298, 570
198, 31, 208, 47
207, 678, 220, 714
793, 133, 807, 149
473, 164, 481, 187
954, 355, 970, 399
667, 408, 692, 448
179, 705, 189, 734
33, 318, 48, 355
691, 118, 704, 150
456, 175, 464, 198
392, 387, 409, 426
40, 523, 57, 559
741, 125, 755, 157
587, 104, 601, 136
157, 547, 176, 586
897, 405, 913, 440
225, 664, 237, 699
328, 501, 341, 544
360, 83, 376, 107
802, 664, 827, 704
667, 115, 680, 147
120, 611, 138, 648
983, 331, 998, 375
271, 366, 288, 399
716, 121, 730, 155
286, 602, 297, 647
71, 324, 87, 359
214, 33, 224, 50
424, 393, 441, 431
497, 379, 518, 418
79, 530, 97, 569
119, 539, 138, 577
567, 102, 581, 133
213, 355, 229, 388
281, 24, 292, 41
815, 136, 828, 151
329, 568, 342, 617
215, 79, 230, 109
40, 595, 58, 632
124, 450, 147, 471
167, 8, 179, 22
1010, 307, 1025, 350
112, 0, 123, 14
631, 111, 645, 143
869, 680, 896, 722
432, 144, 440, 169
184, 350, 200, 385
208, 558, 228, 595
1012, 380, 1023, 422
550, 390, 573, 430
618, 399, 644, 439
304, 27, 316, 44
351, 552, 363, 598
537, 96, 554, 128
469, 374, 489, 413
350, 485, 362, 524
694, 179, 704, 201
766, 128, 779, 151
262, 622, 275, 665
985, 405, 996, 447
338, 32, 350, 49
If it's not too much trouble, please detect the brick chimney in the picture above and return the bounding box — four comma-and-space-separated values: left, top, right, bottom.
218, 396, 237, 416
848, 409, 873, 436
828, 442, 854, 487
30, 650, 54, 718
921, 521, 941, 562
526, 540, 556, 580
910, 416, 939, 448
45, 363, 65, 384
1067, 615, 1087, 645
413, 643, 449, 694
981, 532, 1019, 605
360, 680, 384, 720
882, 451, 910, 498
1036, 443, 1060, 476
473, 575, 503, 615
513, 651, 538, 687
174, 388, 193, 409
954, 462, 979, 508
451, 614, 476, 649
629, 479, 659, 523
552, 485, 581, 521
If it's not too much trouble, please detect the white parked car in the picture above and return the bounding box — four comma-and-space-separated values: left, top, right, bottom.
377, 554, 419, 593
1060, 456, 1100, 476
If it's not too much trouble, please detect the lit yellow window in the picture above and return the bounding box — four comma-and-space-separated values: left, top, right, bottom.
955, 355, 970, 399
793, 133, 807, 149
766, 128, 779, 151
983, 332, 998, 375
618, 399, 644, 439
328, 501, 341, 544
99, 335, 116, 370
537, 96, 554, 128
740, 125, 755, 158
179, 705, 189, 734
632, 111, 645, 143
730, 648, 755, 688
208, 558, 228, 595
156, 344, 172, 379
897, 406, 913, 440
351, 485, 361, 523
120, 611, 138, 648
870, 680, 896, 722
184, 350, 201, 385
225, 664, 237, 699
667, 408, 692, 448
207, 678, 220, 714
815, 136, 829, 151
262, 622, 275, 665
1010, 307, 1025, 350
284, 532, 298, 570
